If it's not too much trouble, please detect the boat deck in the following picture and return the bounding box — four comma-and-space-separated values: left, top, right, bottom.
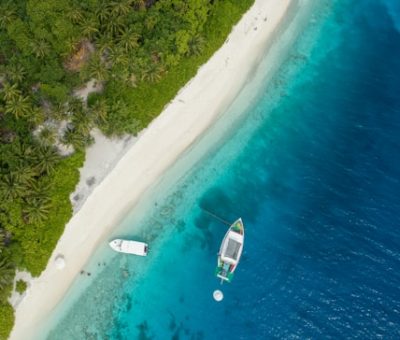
225, 239, 241, 260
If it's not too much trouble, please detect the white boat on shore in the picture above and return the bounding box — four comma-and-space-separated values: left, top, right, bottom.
215, 218, 244, 283
109, 239, 148, 256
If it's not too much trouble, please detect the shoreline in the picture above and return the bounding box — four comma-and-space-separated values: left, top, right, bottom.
10, 0, 294, 338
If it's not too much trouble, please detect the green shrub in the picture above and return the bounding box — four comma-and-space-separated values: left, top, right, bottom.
15, 280, 27, 294
40, 83, 70, 104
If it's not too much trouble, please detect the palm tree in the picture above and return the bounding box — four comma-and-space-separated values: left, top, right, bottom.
113, 66, 130, 85
72, 109, 93, 136
62, 125, 92, 151
62, 124, 75, 142
0, 255, 14, 291
6, 63, 26, 84
34, 146, 60, 174
0, 173, 25, 200
87, 54, 108, 81
5, 95, 31, 119
13, 164, 38, 188
96, 33, 114, 54
63, 37, 80, 57
28, 106, 45, 126
67, 8, 84, 24
110, 0, 133, 16
30, 39, 50, 59
50, 103, 68, 121
105, 16, 125, 37
81, 17, 99, 39
188, 34, 206, 57
27, 179, 51, 199
0, 2, 16, 29
141, 62, 165, 83
1, 83, 21, 102
108, 46, 129, 67
37, 126, 56, 146
96, 2, 112, 26
13, 142, 34, 162
68, 97, 84, 114
97, 2, 109, 17
118, 29, 140, 52
90, 98, 108, 124
23, 197, 51, 224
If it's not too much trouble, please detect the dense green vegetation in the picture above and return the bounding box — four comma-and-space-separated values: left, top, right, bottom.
0, 302, 14, 340
0, 0, 253, 337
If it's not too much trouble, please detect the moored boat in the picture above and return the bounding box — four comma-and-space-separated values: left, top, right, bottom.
216, 218, 244, 283
109, 239, 148, 256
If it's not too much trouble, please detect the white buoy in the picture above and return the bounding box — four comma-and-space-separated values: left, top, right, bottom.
213, 289, 223, 302
54, 254, 66, 270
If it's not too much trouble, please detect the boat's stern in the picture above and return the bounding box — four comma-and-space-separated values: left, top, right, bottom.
215, 261, 234, 283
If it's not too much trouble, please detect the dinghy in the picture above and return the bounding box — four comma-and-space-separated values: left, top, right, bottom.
109, 239, 148, 256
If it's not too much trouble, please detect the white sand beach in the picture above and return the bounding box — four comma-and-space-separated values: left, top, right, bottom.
10, 0, 293, 338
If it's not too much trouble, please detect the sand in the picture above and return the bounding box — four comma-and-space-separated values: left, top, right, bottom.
70, 128, 140, 214
10, 0, 293, 338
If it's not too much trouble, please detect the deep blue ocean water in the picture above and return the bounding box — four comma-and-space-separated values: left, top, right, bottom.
44, 0, 400, 339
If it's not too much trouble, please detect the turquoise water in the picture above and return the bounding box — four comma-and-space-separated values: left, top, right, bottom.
43, 0, 400, 338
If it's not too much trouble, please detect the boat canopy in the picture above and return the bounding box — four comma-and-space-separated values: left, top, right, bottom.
221, 231, 243, 264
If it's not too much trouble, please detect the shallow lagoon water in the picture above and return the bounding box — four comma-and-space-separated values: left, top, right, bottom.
44, 0, 400, 339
